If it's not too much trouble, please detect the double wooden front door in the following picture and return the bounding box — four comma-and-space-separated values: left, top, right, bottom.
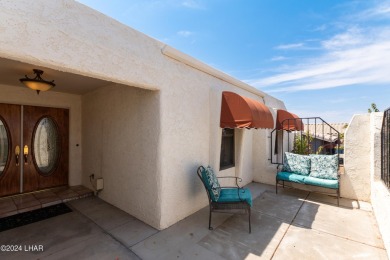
0, 103, 69, 197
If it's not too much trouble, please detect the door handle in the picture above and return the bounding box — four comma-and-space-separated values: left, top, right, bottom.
15, 145, 20, 166
23, 145, 29, 164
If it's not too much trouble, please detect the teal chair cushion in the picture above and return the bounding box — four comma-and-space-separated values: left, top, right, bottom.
283, 152, 311, 175
276, 171, 306, 184
201, 166, 221, 201
309, 154, 338, 180
217, 188, 252, 206
304, 176, 339, 189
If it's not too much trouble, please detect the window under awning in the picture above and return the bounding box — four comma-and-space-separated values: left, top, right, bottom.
220, 91, 274, 129
275, 109, 304, 131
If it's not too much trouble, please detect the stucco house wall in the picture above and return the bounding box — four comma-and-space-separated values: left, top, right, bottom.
0, 0, 286, 229
156, 56, 286, 228
82, 85, 161, 228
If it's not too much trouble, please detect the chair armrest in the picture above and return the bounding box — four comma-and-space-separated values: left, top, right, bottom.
217, 176, 242, 188
277, 164, 283, 173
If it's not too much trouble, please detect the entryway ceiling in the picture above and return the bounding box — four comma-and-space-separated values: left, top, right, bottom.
0, 57, 114, 95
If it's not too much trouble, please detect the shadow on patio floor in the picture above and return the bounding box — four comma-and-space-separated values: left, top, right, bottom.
0, 182, 387, 260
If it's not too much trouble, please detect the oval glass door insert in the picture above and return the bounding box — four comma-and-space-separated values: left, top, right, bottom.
33, 117, 59, 175
0, 118, 9, 175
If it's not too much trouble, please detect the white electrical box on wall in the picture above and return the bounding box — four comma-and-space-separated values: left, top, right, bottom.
96, 178, 104, 191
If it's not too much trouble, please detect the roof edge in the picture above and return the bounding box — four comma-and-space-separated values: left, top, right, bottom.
161, 45, 265, 98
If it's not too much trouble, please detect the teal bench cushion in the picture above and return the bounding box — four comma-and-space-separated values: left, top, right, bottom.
304, 176, 339, 189
201, 166, 221, 201
276, 171, 306, 184
217, 188, 252, 206
309, 154, 338, 180
277, 171, 339, 189
283, 152, 311, 175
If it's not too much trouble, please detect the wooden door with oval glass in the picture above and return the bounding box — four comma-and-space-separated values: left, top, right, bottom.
0, 103, 21, 197
23, 106, 69, 192
0, 104, 68, 197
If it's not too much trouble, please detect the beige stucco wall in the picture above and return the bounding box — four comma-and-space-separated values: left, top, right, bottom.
343, 114, 371, 201
253, 128, 276, 184
82, 84, 161, 228
369, 112, 390, 258
0, 0, 287, 229
253, 106, 287, 185
0, 84, 82, 186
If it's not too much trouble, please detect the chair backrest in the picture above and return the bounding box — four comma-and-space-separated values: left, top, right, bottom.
197, 166, 212, 203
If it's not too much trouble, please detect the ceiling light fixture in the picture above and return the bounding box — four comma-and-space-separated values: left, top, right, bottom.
19, 69, 55, 94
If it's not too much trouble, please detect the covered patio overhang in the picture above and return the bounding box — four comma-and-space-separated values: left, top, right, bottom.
0, 57, 122, 95
0, 55, 163, 229
0, 56, 119, 191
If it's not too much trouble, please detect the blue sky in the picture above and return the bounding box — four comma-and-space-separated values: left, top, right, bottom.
77, 0, 390, 123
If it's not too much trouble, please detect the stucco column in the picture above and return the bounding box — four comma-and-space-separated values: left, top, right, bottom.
343, 114, 371, 201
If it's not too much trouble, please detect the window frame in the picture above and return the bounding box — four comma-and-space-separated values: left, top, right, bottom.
220, 128, 235, 170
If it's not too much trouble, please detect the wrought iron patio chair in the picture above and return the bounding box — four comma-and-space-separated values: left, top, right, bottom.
197, 166, 252, 233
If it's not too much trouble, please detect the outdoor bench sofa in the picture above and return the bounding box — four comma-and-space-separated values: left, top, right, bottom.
276, 152, 340, 206
197, 165, 252, 233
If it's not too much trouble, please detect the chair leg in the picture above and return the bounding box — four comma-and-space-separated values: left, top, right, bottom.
248, 208, 251, 234
283, 180, 285, 188
337, 189, 340, 207
208, 206, 213, 230
276, 179, 278, 194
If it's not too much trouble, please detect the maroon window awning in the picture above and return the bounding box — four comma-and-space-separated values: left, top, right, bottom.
220, 91, 274, 129
276, 110, 304, 131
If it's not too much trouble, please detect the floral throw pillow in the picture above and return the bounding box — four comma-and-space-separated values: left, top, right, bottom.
309, 154, 338, 180
282, 152, 311, 175
201, 166, 221, 201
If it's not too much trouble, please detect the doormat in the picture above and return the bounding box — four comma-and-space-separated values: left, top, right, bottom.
0, 203, 72, 232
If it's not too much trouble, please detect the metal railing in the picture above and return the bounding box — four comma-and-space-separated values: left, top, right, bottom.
381, 108, 390, 190
270, 117, 341, 165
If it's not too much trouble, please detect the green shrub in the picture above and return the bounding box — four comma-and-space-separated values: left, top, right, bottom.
292, 132, 313, 155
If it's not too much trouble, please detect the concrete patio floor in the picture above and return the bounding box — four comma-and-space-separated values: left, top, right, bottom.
0, 183, 387, 259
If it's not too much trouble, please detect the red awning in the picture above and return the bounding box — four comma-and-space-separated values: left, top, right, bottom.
276, 110, 304, 131
220, 91, 274, 129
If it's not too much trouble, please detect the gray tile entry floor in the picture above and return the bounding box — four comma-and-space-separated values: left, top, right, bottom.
0, 186, 93, 218
0, 183, 387, 259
